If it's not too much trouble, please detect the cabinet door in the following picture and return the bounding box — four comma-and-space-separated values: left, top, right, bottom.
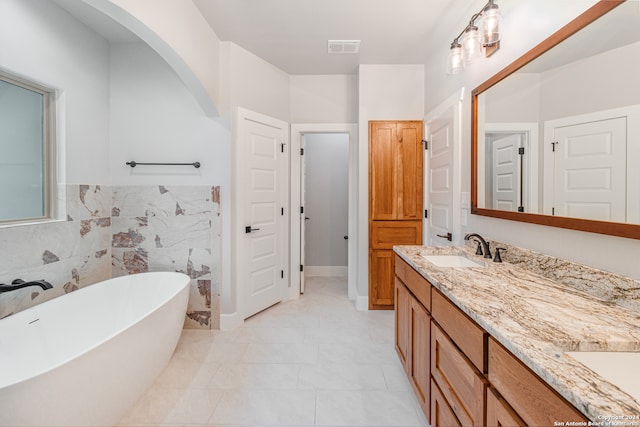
431, 379, 462, 427
395, 278, 411, 374
488, 338, 587, 426
370, 121, 398, 220
369, 249, 395, 309
396, 121, 424, 219
487, 387, 525, 427
431, 323, 487, 426
369, 121, 423, 220
410, 298, 430, 417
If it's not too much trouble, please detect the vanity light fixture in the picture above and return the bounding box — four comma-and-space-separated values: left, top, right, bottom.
447, 0, 502, 75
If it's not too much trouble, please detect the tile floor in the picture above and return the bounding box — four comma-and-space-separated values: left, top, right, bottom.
116, 276, 429, 427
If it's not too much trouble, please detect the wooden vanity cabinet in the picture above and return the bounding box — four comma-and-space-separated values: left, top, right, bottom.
488, 338, 588, 426
486, 386, 525, 427
394, 257, 431, 418
430, 289, 488, 427
395, 256, 589, 427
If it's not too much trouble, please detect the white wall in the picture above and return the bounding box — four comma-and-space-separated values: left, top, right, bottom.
109, 42, 230, 187
109, 41, 231, 326
357, 64, 425, 302
304, 133, 349, 268
290, 75, 358, 123
539, 41, 640, 122
423, 0, 640, 279
219, 42, 291, 122
0, 0, 110, 185
86, 0, 221, 116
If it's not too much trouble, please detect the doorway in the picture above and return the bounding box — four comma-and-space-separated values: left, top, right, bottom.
290, 124, 358, 301
302, 133, 349, 290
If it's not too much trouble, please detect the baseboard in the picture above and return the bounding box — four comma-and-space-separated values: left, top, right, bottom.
355, 295, 369, 311
305, 266, 348, 277
219, 311, 243, 331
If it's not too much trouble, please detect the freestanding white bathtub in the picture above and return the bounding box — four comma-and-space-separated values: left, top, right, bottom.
0, 272, 190, 427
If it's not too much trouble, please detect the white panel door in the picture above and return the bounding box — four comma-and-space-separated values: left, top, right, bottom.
426, 114, 454, 246
491, 133, 522, 212
238, 109, 288, 319
552, 117, 626, 222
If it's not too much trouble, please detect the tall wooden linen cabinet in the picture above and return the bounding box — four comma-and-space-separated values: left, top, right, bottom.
369, 121, 423, 309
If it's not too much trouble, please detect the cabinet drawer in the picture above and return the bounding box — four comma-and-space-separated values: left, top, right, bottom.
431, 323, 487, 426
370, 220, 422, 249
432, 289, 487, 372
431, 378, 462, 427
395, 256, 431, 310
486, 386, 525, 427
488, 338, 587, 426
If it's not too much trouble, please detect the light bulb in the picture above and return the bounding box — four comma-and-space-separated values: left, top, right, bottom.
447, 43, 465, 75
462, 26, 482, 62
482, 3, 501, 46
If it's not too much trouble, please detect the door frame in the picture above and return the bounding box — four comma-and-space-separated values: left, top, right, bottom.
424, 89, 464, 246
234, 107, 290, 321
290, 124, 358, 301
484, 122, 539, 214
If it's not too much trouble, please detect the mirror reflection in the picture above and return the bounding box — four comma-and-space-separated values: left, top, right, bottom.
475, 1, 640, 224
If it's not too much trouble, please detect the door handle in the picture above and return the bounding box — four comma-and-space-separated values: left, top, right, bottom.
245, 226, 261, 233
343, 235, 348, 240
437, 232, 453, 241
305, 217, 310, 221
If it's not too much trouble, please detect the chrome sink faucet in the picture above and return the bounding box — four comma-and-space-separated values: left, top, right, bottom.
464, 233, 492, 259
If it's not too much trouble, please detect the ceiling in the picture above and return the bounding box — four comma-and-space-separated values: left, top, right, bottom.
192, 0, 470, 75
55, 0, 479, 75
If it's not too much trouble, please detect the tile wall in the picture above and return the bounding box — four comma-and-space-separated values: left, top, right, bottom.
0, 184, 221, 329
112, 185, 221, 329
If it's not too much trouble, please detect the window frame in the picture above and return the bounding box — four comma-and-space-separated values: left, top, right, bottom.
0, 71, 58, 226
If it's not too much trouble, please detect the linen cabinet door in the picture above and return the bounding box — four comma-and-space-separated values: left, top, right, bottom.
369, 249, 395, 309
369, 121, 398, 220
396, 121, 424, 219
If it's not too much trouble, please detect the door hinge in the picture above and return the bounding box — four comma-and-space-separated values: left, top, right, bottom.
300, 264, 304, 272
281, 207, 284, 216
281, 143, 284, 153
281, 270, 284, 279
300, 206, 304, 214
300, 148, 304, 155
422, 139, 428, 150
551, 141, 558, 152
552, 207, 555, 216
425, 209, 428, 218
518, 147, 525, 155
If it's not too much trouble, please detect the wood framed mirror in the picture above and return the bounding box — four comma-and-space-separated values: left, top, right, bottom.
471, 0, 640, 240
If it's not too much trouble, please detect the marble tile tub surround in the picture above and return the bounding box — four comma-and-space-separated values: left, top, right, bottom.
466, 239, 640, 313
112, 185, 221, 329
1, 184, 222, 331
395, 245, 640, 422
0, 184, 112, 319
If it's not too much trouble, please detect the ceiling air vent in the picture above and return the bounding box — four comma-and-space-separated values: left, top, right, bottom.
328, 40, 361, 54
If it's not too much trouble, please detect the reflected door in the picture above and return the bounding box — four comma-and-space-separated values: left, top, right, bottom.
490, 133, 522, 212
551, 117, 626, 222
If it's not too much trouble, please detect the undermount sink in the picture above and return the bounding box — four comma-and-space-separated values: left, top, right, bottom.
566, 352, 640, 402
421, 255, 483, 268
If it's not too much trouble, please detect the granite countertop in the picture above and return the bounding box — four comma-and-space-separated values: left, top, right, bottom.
394, 245, 640, 422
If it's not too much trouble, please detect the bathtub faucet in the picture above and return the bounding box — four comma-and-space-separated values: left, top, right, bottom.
0, 279, 53, 294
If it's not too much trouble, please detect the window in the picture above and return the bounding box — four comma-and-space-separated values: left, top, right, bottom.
0, 72, 56, 224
